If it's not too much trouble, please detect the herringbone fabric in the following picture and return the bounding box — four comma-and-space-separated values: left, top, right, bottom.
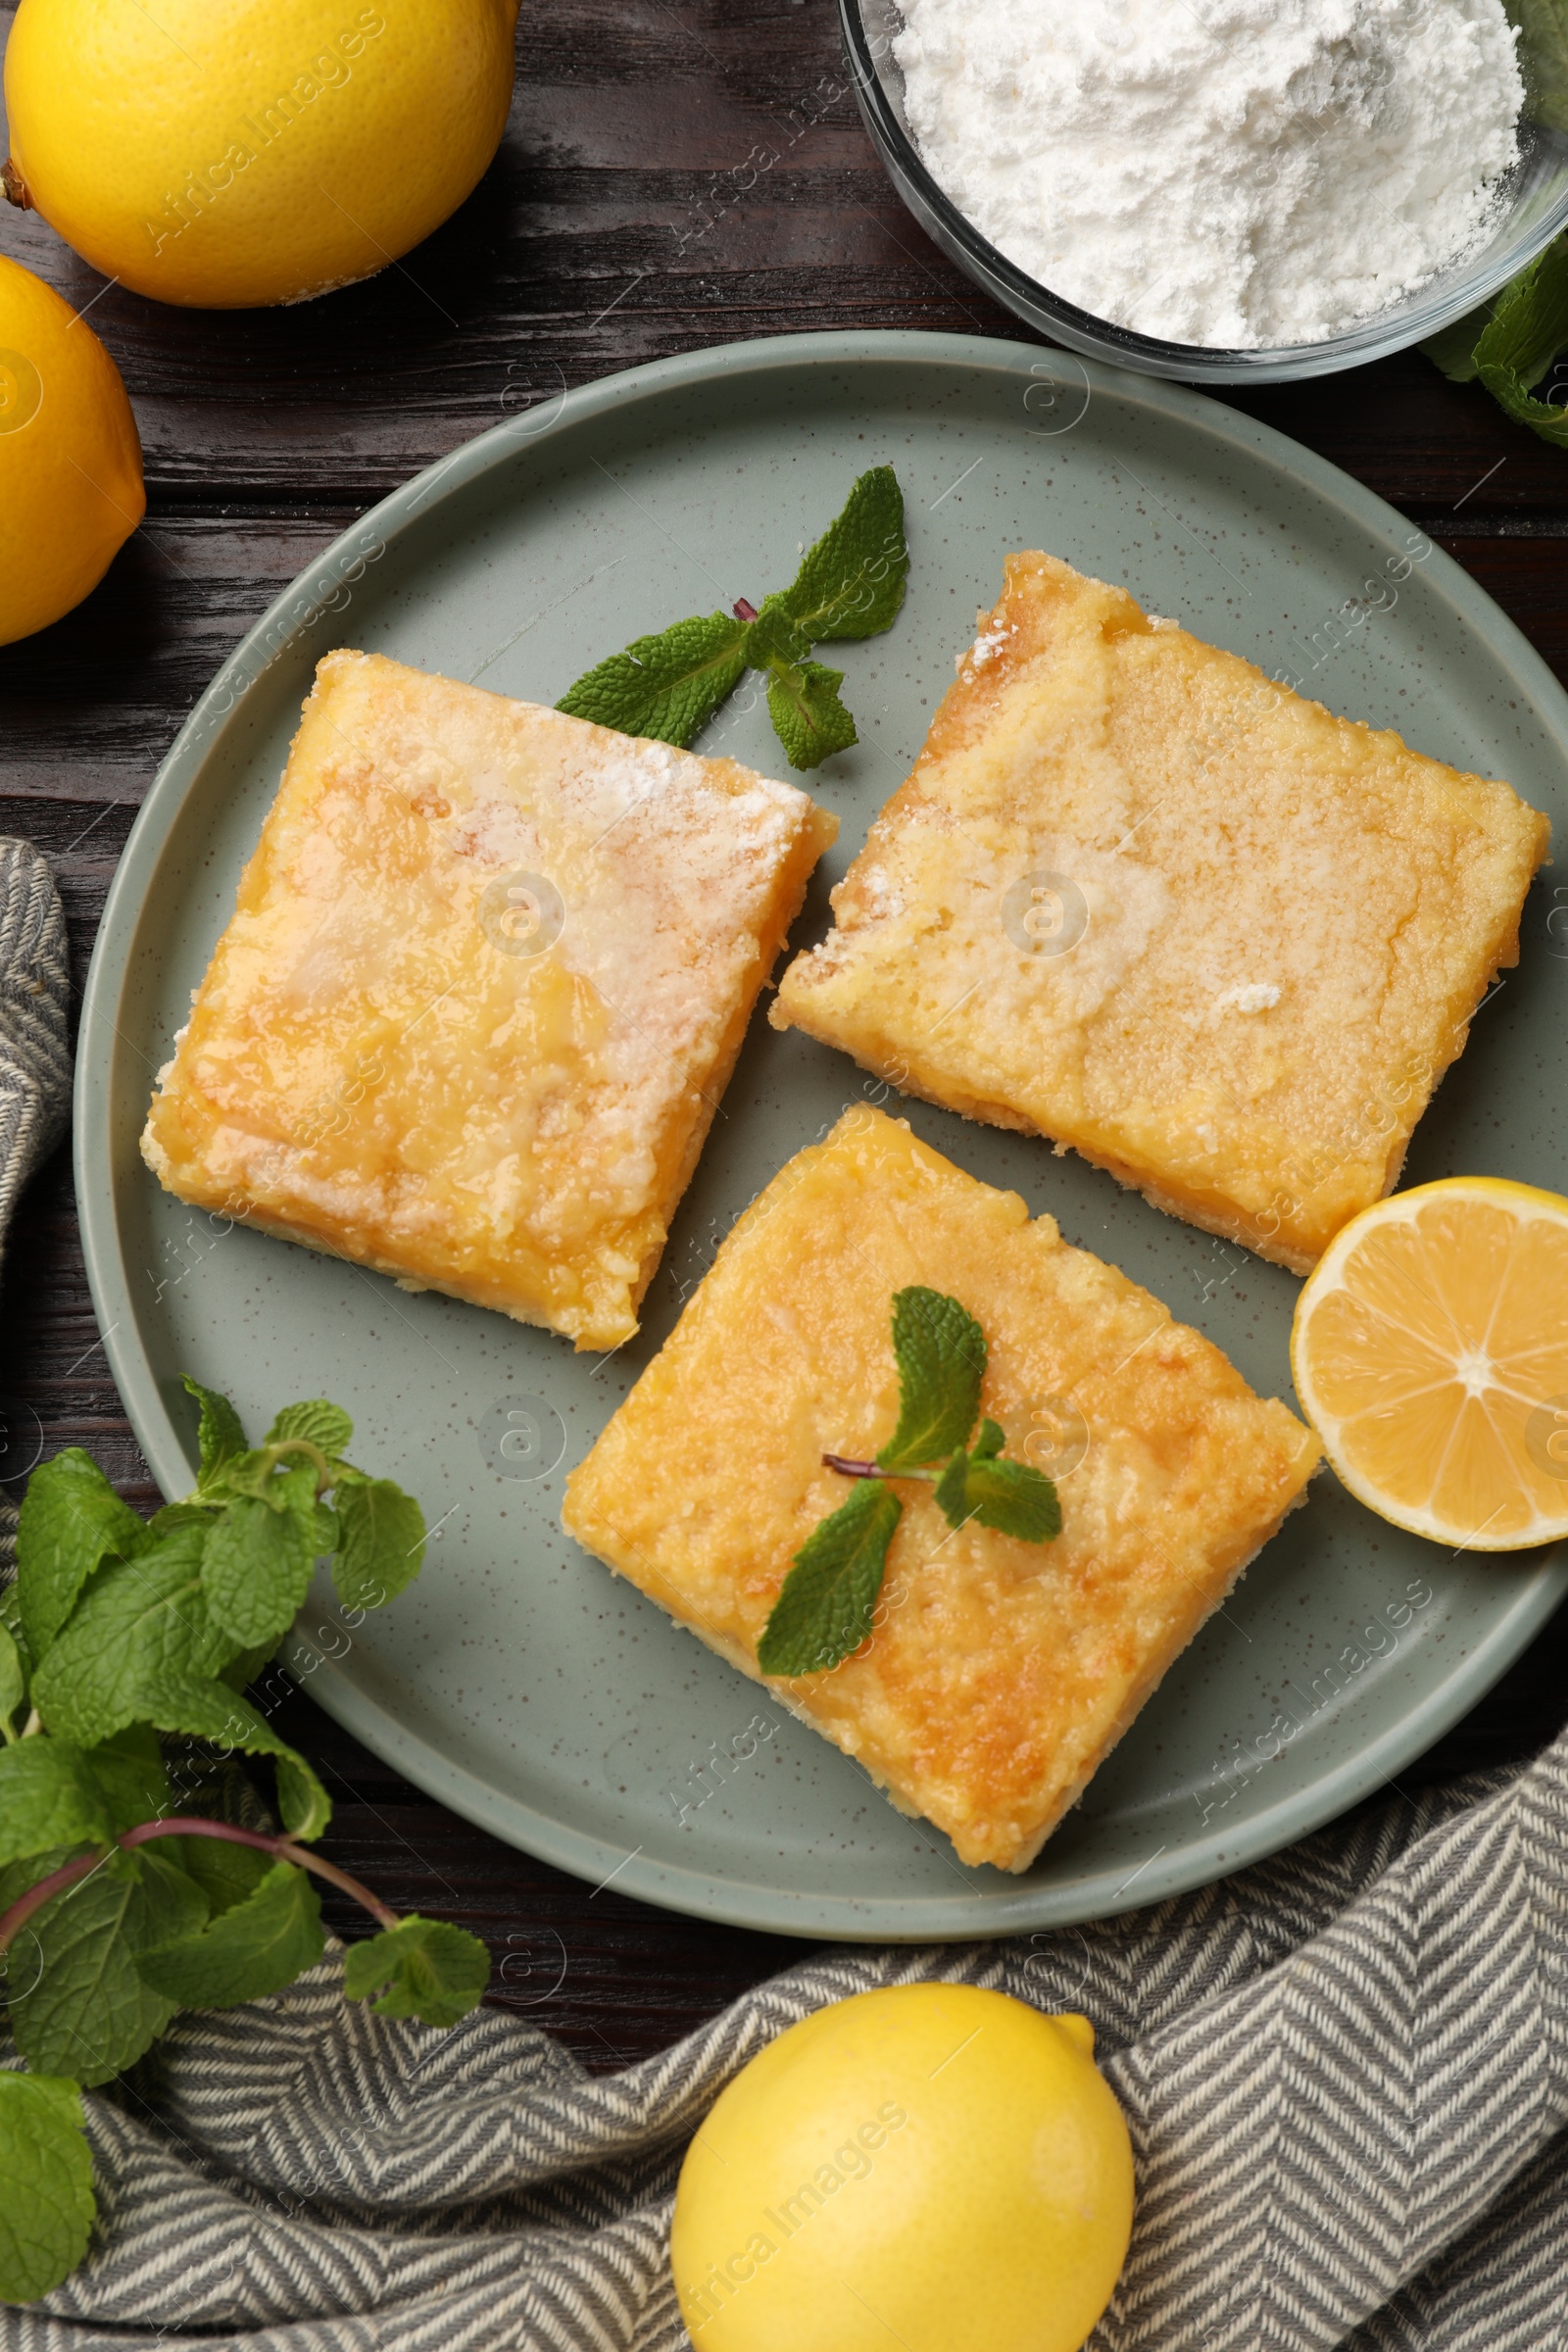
0, 838, 70, 1237
3, 1743, 1565, 2350
2, 838, 1566, 2350
0, 840, 70, 1580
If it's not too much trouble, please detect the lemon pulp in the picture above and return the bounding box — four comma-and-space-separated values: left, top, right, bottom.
1292, 1176, 1568, 1549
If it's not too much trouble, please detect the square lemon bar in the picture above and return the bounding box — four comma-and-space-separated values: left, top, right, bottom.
564, 1106, 1319, 1871
771, 555, 1550, 1271
142, 651, 837, 1349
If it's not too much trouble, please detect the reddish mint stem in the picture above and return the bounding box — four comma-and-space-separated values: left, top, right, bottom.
821, 1454, 938, 1482
822, 1451, 879, 1479
732, 597, 759, 622
0, 1815, 398, 1956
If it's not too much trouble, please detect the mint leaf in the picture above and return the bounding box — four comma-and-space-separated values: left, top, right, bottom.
0, 2073, 94, 2306
342, 1915, 489, 2028
971, 1415, 1005, 1461
1473, 237, 1568, 447
0, 1622, 23, 1733
133, 1842, 212, 1936
133, 1681, 330, 1840
201, 1448, 267, 1503
0, 1841, 74, 1926
266, 1399, 353, 1460
876, 1288, 985, 1472
744, 593, 811, 669
206, 1449, 325, 1514
558, 612, 749, 748
12, 1845, 206, 2085
29, 1527, 230, 1746
0, 1740, 112, 1867
85, 1725, 171, 1835
0, 1586, 30, 1684
935, 1446, 1060, 1542
1422, 304, 1492, 383
764, 659, 858, 770
136, 1858, 323, 2011
333, 1478, 424, 1611
757, 1480, 902, 1676
144, 1502, 217, 1543
218, 1635, 286, 1692
182, 1375, 247, 1489
1509, 0, 1568, 130
777, 466, 908, 641
176, 1828, 272, 1916
200, 1470, 320, 1650
17, 1449, 146, 1658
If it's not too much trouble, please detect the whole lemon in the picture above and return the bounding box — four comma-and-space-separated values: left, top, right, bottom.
0, 252, 143, 646
670, 1984, 1134, 2352
2, 0, 518, 309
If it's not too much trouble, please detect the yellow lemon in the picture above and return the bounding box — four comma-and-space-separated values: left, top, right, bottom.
1292, 1175, 1568, 1549
670, 1984, 1134, 2352
2, 0, 518, 309
0, 252, 143, 647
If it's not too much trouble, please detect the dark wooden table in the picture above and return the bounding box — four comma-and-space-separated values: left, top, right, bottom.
2, 0, 1565, 2070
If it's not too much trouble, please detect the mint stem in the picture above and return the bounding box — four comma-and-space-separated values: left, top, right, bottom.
123, 1818, 401, 1928
821, 1453, 937, 1482
0, 1815, 399, 1955
251, 1437, 334, 1496
733, 597, 759, 622
0, 1852, 99, 1951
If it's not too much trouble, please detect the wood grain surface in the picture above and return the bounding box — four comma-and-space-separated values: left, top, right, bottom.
1, 0, 1564, 2067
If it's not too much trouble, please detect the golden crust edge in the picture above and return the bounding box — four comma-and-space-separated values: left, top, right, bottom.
138, 1123, 634, 1347
619, 795, 839, 1327
765, 1000, 1334, 1271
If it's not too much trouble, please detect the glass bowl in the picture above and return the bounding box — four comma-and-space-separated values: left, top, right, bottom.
841, 0, 1568, 383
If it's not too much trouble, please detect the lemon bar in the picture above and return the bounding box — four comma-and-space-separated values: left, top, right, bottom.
771, 554, 1550, 1272
564, 1106, 1319, 1871
142, 650, 837, 1349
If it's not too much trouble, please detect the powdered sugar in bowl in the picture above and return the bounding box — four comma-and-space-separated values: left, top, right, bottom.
841, 0, 1568, 382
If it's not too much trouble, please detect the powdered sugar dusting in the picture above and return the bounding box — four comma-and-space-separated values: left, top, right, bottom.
895, 0, 1524, 349
1216, 982, 1282, 1013
968, 621, 1017, 668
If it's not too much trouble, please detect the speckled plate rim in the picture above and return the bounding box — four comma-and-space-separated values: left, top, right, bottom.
76, 329, 1568, 1939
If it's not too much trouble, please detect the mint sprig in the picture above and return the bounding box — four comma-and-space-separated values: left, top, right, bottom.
1423, 235, 1568, 447
757, 1289, 1061, 1678
0, 1381, 489, 2307
557, 466, 908, 771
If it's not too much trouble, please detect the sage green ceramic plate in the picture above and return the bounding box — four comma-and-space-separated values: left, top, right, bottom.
77, 331, 1568, 1940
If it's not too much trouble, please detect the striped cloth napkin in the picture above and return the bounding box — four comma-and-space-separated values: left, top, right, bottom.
3, 837, 1565, 2352
0, 839, 70, 1579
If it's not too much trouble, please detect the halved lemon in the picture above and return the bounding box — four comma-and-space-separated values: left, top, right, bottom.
1292, 1177, 1568, 1551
